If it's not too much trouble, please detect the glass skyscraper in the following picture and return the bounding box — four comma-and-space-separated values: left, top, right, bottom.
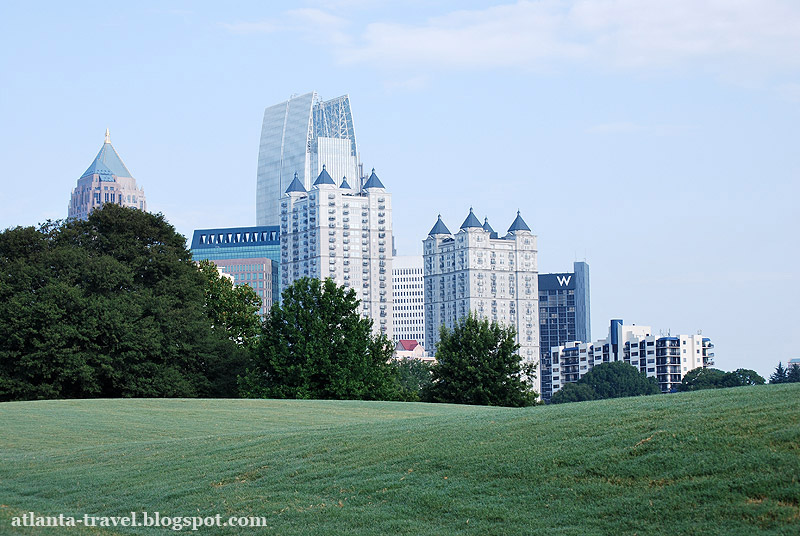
256, 92, 361, 226
538, 261, 591, 401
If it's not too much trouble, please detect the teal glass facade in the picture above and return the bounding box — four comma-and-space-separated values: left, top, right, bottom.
190, 226, 281, 312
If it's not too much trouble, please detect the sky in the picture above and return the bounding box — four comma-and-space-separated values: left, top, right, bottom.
1, 0, 798, 379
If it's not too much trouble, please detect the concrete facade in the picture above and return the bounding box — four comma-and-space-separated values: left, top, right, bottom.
422, 209, 539, 392
550, 320, 716, 395
280, 167, 392, 338
392, 255, 425, 348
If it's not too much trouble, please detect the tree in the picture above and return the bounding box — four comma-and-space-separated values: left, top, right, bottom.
393, 358, 433, 402
0, 204, 247, 401
787, 364, 800, 383
550, 382, 597, 404
550, 361, 660, 404
771, 362, 788, 384
678, 368, 729, 391
241, 277, 398, 400
197, 259, 261, 347
727, 368, 766, 387
679, 367, 765, 391
424, 313, 536, 407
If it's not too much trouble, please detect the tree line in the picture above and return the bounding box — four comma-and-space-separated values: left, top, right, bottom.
2, 205, 783, 407
0, 205, 535, 406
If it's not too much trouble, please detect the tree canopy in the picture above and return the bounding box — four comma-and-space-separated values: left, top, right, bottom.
769, 362, 799, 384
678, 367, 765, 391
425, 313, 536, 407
0, 204, 250, 401
550, 361, 660, 404
241, 277, 398, 400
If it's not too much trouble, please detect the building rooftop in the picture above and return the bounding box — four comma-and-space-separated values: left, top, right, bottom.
81, 129, 132, 180
363, 168, 385, 189
313, 165, 335, 186
507, 210, 531, 232
460, 207, 482, 229
428, 214, 451, 236
285, 172, 307, 193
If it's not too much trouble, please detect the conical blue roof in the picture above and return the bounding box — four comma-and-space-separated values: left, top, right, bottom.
340, 176, 351, 189
482, 217, 495, 234
460, 207, 482, 229
428, 214, 451, 236
363, 168, 385, 189
285, 172, 307, 193
314, 165, 335, 186
81, 132, 132, 179
508, 210, 531, 232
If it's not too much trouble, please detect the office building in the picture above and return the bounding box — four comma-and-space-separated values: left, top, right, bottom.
190, 226, 280, 316
280, 167, 392, 337
550, 319, 715, 395
392, 255, 426, 348
538, 262, 591, 401
68, 130, 147, 219
257, 92, 361, 226
423, 209, 540, 392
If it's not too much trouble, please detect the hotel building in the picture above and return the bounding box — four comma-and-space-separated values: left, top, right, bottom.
280, 167, 392, 337
422, 209, 540, 392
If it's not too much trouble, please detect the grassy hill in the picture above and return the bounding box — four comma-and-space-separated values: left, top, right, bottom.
1, 385, 798, 535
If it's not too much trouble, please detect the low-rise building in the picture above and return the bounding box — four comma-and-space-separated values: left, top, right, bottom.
550, 319, 715, 395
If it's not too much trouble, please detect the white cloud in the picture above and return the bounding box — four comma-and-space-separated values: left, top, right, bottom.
333, 0, 800, 75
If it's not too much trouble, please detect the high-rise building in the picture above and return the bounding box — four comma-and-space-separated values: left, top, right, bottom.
68, 130, 147, 219
538, 261, 591, 401
392, 255, 426, 348
190, 226, 280, 316
280, 167, 393, 337
423, 209, 540, 392
550, 319, 715, 395
257, 92, 361, 226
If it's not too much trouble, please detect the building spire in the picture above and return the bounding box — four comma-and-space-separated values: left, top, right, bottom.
104, 128, 111, 144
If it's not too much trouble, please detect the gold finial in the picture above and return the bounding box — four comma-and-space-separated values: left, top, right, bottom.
104, 128, 111, 144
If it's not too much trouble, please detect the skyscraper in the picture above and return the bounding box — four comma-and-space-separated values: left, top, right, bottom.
68, 130, 147, 220
423, 210, 540, 393
281, 167, 393, 337
256, 92, 360, 226
538, 261, 591, 401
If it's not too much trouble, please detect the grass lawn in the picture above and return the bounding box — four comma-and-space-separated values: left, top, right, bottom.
1, 384, 799, 535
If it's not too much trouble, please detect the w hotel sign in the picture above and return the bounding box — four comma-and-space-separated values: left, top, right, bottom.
538, 273, 576, 291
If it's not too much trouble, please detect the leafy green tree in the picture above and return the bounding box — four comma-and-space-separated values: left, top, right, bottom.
550, 361, 659, 404
197, 259, 261, 347
242, 277, 398, 400
0, 204, 246, 401
727, 368, 766, 386
787, 364, 800, 383
550, 382, 597, 404
424, 313, 536, 407
678, 368, 729, 391
393, 358, 433, 402
679, 367, 766, 391
770, 362, 788, 384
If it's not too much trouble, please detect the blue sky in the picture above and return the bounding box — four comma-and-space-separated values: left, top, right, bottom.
2, 1, 798, 378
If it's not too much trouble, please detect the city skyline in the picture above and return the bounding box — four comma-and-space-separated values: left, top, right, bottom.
2, 1, 799, 379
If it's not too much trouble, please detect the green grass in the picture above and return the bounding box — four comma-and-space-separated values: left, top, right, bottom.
1, 385, 799, 535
